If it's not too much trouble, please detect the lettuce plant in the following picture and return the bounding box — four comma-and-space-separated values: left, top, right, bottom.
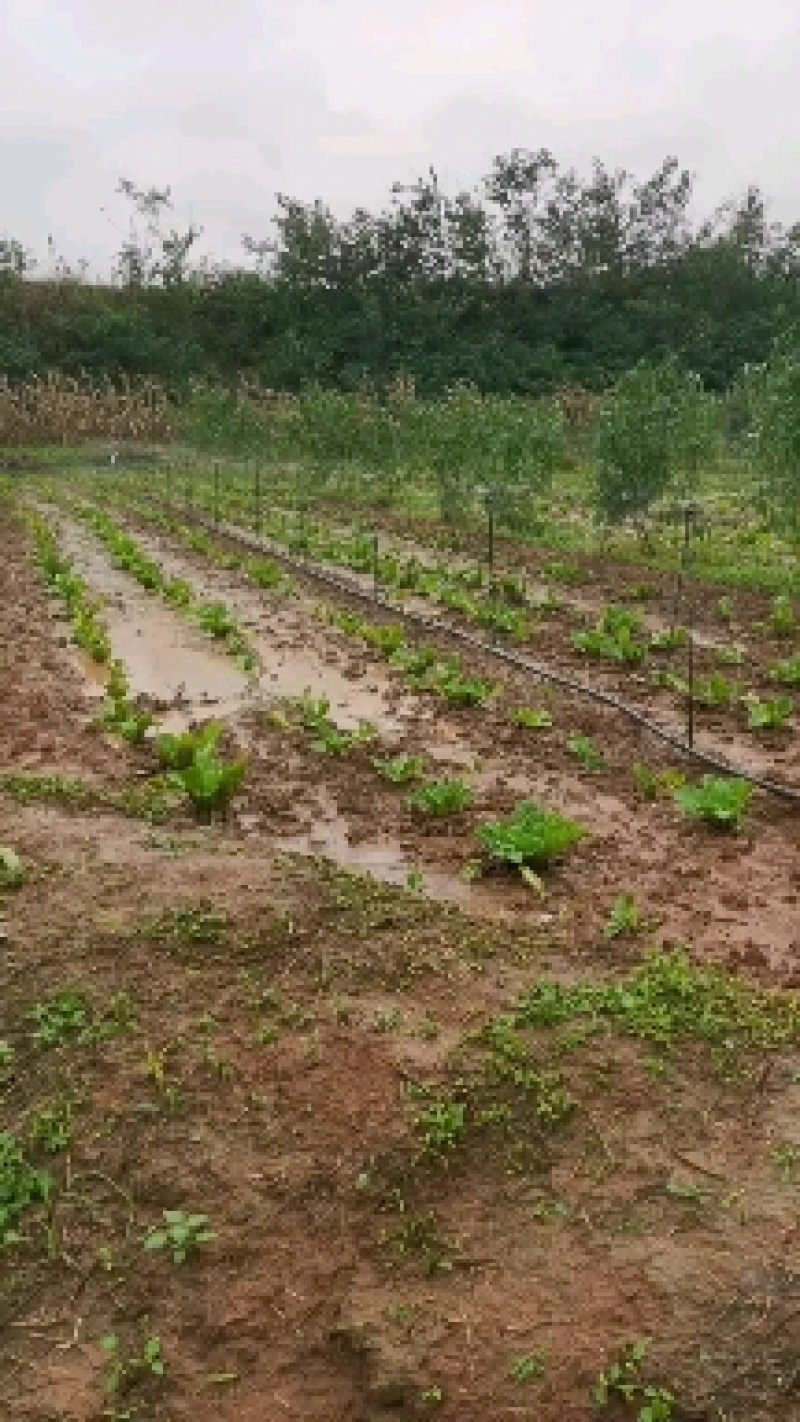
673, 776, 752, 830
743, 694, 794, 730
407, 778, 473, 815
475, 800, 587, 868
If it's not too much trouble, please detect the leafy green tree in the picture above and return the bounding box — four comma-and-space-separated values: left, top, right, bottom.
592, 361, 711, 525
746, 334, 800, 535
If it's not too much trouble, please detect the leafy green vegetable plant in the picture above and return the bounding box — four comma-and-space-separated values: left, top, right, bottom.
476, 800, 587, 869
511, 706, 553, 730
407, 778, 473, 816
0, 848, 24, 891
770, 654, 800, 687
372, 753, 426, 784
173, 744, 246, 815
692, 673, 738, 710
155, 721, 221, 770
143, 1208, 215, 1263
743, 693, 794, 731
673, 775, 752, 830
435, 671, 495, 706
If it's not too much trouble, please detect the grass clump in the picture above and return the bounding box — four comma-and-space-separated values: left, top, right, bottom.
513, 947, 799, 1060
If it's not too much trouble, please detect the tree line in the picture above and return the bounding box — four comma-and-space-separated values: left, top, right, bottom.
1, 150, 800, 396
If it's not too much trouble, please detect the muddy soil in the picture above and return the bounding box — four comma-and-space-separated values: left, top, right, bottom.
2, 496, 800, 1422
83, 501, 800, 983
139, 498, 800, 792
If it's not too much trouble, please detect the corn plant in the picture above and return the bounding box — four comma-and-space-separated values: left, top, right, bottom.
566, 733, 606, 772
673, 776, 752, 831
0, 371, 173, 446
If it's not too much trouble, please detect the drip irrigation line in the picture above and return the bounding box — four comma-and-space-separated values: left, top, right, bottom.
147, 502, 800, 806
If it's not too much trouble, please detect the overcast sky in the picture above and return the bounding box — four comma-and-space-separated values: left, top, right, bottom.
3, 0, 800, 276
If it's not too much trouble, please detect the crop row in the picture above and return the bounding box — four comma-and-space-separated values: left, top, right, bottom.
99, 474, 800, 742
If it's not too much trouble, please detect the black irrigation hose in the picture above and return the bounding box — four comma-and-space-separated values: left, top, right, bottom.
152, 502, 800, 807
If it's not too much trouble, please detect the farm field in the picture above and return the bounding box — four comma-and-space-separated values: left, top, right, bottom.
1, 441, 799, 1422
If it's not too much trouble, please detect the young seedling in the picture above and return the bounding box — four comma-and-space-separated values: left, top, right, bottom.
593, 1339, 674, 1420
603, 894, 641, 940
511, 706, 553, 730
0, 848, 24, 891
567, 733, 606, 772
0, 1042, 16, 1082
155, 721, 221, 771
692, 673, 738, 710
436, 671, 495, 706
29, 1098, 75, 1154
174, 744, 247, 816
476, 800, 587, 870
143, 1209, 215, 1264
509, 1350, 548, 1383
102, 1332, 165, 1395
743, 693, 794, 731
97, 692, 155, 745
372, 753, 427, 785
26, 990, 91, 1048
770, 654, 800, 687
415, 1099, 467, 1155
632, 763, 685, 801
768, 595, 796, 638
771, 1144, 799, 1183
673, 775, 752, 831
714, 644, 745, 666
407, 778, 473, 816
650, 626, 690, 652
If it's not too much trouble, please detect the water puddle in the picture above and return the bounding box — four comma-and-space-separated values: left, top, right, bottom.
263, 801, 537, 926
121, 521, 423, 735
52, 515, 250, 727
